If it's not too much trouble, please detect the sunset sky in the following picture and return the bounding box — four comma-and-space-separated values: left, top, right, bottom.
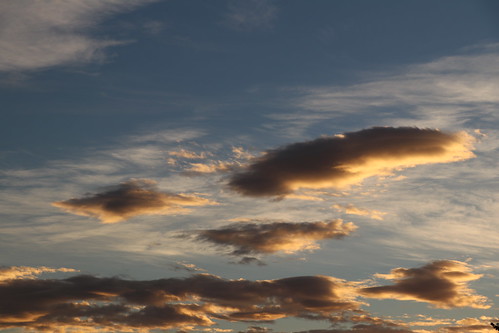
2, 1, 499, 332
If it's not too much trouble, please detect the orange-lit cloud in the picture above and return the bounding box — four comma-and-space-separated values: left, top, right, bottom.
169, 149, 207, 159
52, 179, 217, 223
229, 127, 475, 197
197, 220, 357, 256
332, 204, 387, 220
0, 272, 360, 332
360, 260, 488, 309
0, 266, 77, 282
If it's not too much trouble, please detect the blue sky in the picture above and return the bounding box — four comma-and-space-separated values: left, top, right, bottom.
1, 1, 499, 332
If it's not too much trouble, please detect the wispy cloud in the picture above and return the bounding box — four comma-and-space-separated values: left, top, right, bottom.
229, 127, 475, 197
332, 204, 387, 221
0, 265, 77, 282
284, 44, 499, 131
53, 179, 218, 223
224, 0, 277, 30
0, 0, 156, 72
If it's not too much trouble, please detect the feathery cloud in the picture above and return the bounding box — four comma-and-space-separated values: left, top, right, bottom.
197, 220, 357, 256
332, 204, 387, 220
53, 179, 217, 223
0, 0, 156, 72
360, 260, 488, 309
224, 0, 277, 31
229, 127, 475, 197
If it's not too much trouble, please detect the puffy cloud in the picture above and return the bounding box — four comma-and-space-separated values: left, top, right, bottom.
52, 179, 217, 223
229, 127, 475, 197
0, 0, 156, 72
197, 220, 357, 256
360, 260, 488, 309
0, 272, 360, 331
332, 204, 387, 220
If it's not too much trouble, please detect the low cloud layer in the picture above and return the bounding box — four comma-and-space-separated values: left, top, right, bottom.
53, 179, 217, 223
197, 220, 357, 256
360, 260, 488, 309
0, 270, 359, 332
229, 127, 475, 197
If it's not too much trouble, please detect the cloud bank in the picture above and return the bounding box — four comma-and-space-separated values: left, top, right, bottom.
229, 127, 475, 197
360, 260, 488, 309
197, 220, 356, 256
0, 271, 359, 331
0, 0, 155, 72
53, 179, 217, 223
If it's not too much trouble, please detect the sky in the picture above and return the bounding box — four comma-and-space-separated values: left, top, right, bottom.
1, 0, 499, 332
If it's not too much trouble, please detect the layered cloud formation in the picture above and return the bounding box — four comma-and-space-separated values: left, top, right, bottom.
360, 260, 488, 309
53, 179, 217, 223
229, 127, 475, 197
197, 220, 356, 256
0, 260, 487, 332
0, 268, 359, 331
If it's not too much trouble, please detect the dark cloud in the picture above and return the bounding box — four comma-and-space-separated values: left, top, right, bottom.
295, 327, 415, 333
360, 260, 488, 309
229, 127, 475, 197
53, 179, 217, 223
0, 271, 360, 331
197, 220, 356, 256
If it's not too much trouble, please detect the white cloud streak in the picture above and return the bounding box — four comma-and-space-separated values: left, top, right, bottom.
0, 0, 156, 72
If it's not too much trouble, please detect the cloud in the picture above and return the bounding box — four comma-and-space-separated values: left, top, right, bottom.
0, 0, 156, 72
185, 161, 232, 174
332, 204, 387, 220
360, 260, 489, 309
224, 0, 277, 31
229, 127, 475, 197
0, 266, 77, 282
286, 44, 499, 133
197, 220, 357, 256
0, 271, 360, 331
52, 179, 217, 223
169, 149, 208, 159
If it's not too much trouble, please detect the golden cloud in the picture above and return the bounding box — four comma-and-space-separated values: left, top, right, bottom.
332, 204, 387, 220
229, 127, 475, 197
197, 220, 357, 256
360, 260, 488, 309
52, 179, 217, 223
0, 266, 77, 283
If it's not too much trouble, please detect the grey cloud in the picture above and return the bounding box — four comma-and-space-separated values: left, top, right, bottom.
0, 272, 360, 331
229, 127, 475, 197
197, 220, 357, 257
53, 179, 217, 223
0, 0, 156, 72
360, 260, 488, 309
225, 0, 277, 31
